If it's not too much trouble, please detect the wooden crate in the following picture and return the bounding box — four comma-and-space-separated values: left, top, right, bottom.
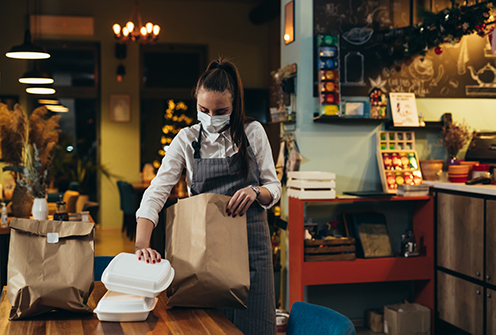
304, 237, 356, 261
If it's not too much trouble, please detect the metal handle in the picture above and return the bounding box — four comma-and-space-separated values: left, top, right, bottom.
476, 290, 481, 295
488, 293, 492, 298
488, 275, 491, 280
476, 272, 481, 276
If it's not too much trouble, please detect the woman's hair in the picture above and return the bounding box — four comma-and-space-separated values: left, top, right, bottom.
194, 58, 253, 179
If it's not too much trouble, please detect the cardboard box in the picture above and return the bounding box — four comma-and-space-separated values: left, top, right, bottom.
365, 308, 384, 333
384, 302, 430, 335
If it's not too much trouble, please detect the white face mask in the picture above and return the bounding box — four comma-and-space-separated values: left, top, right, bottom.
197, 111, 230, 133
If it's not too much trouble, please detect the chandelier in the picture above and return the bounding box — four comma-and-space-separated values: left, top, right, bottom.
112, 0, 160, 44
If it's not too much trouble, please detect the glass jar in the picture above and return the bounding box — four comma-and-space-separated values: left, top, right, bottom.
54, 197, 69, 221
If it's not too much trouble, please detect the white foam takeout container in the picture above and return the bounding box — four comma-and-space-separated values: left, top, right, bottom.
94, 290, 158, 322
101, 252, 175, 298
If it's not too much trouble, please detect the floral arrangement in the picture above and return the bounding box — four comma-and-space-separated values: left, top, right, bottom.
0, 103, 61, 199
440, 120, 473, 158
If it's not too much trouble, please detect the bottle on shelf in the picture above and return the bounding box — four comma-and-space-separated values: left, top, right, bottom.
1, 202, 7, 228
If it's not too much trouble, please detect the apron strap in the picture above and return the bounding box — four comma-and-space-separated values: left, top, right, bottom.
192, 124, 203, 159
192, 123, 251, 159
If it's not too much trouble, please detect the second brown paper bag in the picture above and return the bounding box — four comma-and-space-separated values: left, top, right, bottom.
165, 193, 250, 308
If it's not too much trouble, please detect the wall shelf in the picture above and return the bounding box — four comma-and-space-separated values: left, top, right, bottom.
313, 115, 389, 124
385, 120, 444, 131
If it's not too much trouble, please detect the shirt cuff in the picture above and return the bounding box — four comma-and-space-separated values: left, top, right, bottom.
257, 183, 280, 209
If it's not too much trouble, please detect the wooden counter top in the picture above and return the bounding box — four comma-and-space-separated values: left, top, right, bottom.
0, 281, 242, 334
424, 180, 496, 196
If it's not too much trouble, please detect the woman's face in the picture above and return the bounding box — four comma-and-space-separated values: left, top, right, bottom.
197, 89, 232, 117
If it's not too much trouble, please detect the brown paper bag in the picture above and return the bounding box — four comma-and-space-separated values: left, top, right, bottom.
7, 218, 95, 320
165, 193, 250, 308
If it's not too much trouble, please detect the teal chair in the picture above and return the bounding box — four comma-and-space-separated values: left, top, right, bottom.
287, 301, 356, 335
117, 181, 137, 241
94, 256, 114, 281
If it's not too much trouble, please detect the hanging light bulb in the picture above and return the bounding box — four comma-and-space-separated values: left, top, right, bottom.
146, 22, 153, 34
126, 21, 135, 33
153, 25, 160, 36
113, 23, 121, 36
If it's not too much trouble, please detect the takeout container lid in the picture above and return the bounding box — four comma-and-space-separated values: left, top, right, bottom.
94, 290, 158, 322
101, 252, 175, 298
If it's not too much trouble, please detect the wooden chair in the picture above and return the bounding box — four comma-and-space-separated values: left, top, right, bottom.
117, 181, 136, 241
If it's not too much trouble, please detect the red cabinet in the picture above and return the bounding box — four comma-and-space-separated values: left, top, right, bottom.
288, 196, 434, 328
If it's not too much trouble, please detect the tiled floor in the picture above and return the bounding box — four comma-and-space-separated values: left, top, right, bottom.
95, 226, 135, 256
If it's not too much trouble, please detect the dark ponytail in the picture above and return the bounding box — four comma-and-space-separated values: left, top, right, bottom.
194, 59, 253, 179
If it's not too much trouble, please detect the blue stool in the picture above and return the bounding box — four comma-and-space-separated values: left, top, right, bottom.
94, 256, 114, 281
287, 301, 356, 335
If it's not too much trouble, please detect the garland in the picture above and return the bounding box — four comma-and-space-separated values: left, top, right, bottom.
403, 0, 496, 56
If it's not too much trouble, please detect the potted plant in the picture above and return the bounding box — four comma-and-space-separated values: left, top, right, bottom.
440, 120, 473, 169
0, 104, 60, 218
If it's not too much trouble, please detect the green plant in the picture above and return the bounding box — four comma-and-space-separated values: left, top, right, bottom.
50, 140, 116, 195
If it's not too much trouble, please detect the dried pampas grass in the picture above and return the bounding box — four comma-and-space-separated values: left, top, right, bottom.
28, 106, 61, 167
0, 103, 61, 169
0, 103, 27, 165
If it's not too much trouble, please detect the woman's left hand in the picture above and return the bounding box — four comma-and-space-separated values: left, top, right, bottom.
226, 186, 257, 218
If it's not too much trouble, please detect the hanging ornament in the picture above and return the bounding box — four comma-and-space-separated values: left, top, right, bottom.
435, 46, 443, 55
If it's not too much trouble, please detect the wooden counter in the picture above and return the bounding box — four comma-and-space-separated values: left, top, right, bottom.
0, 281, 242, 334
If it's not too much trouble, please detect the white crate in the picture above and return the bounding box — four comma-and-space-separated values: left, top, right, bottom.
288, 188, 336, 200
287, 171, 336, 200
288, 171, 336, 180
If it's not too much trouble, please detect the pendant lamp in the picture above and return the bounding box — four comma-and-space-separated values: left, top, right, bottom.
6, 0, 50, 60
26, 85, 56, 95
19, 68, 54, 84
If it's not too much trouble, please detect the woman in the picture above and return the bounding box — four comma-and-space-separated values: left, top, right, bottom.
135, 59, 281, 334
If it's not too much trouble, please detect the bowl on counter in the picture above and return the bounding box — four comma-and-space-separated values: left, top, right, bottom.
448, 165, 469, 182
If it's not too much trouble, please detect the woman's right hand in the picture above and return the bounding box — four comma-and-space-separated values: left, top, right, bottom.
135, 246, 162, 264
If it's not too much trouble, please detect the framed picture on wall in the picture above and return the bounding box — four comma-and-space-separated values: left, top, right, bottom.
109, 94, 131, 122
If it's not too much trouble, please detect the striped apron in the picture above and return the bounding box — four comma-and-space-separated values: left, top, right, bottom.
191, 125, 276, 335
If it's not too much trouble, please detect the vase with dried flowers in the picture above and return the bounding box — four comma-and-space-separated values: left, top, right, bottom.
0, 103, 60, 218
440, 120, 473, 169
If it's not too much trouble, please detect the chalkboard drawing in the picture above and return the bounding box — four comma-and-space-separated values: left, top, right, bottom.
466, 63, 496, 97
457, 38, 470, 75
369, 75, 387, 92
342, 26, 374, 45
408, 57, 435, 97
343, 51, 365, 86
389, 92, 419, 127
484, 36, 496, 58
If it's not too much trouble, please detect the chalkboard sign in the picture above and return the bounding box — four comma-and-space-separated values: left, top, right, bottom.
314, 0, 496, 98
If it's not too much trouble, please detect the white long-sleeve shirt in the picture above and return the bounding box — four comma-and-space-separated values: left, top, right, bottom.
136, 121, 282, 226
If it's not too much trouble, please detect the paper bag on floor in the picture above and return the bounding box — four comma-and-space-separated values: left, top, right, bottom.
165, 193, 250, 309
7, 218, 95, 320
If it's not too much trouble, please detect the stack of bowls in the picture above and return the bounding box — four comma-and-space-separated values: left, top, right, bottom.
448, 165, 470, 183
